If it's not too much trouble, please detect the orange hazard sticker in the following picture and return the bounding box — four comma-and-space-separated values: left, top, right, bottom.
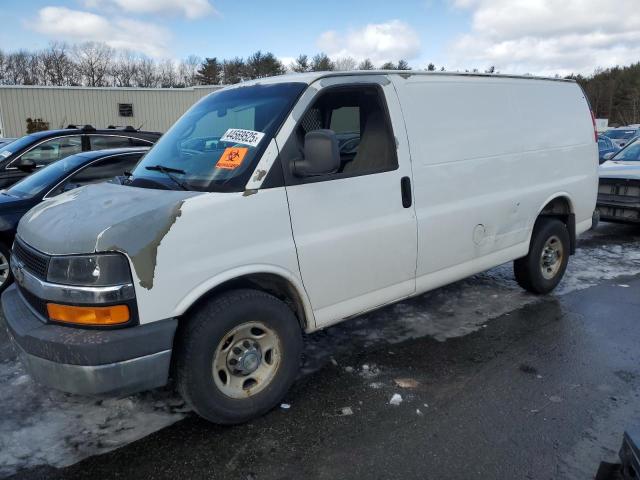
216, 147, 248, 170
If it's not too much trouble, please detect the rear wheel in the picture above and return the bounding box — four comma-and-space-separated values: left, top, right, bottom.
175, 289, 303, 424
0, 243, 12, 293
514, 217, 570, 294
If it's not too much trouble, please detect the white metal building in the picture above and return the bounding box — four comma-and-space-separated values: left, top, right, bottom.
0, 85, 223, 137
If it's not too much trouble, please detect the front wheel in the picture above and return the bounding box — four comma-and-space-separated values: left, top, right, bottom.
514, 217, 570, 294
175, 289, 303, 424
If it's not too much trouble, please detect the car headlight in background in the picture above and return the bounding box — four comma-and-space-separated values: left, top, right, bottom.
47, 253, 132, 286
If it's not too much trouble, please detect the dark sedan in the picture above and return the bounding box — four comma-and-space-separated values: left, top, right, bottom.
0, 147, 149, 291
0, 125, 160, 188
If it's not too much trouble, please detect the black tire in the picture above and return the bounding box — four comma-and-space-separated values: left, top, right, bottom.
175, 289, 303, 424
0, 242, 13, 294
514, 217, 570, 294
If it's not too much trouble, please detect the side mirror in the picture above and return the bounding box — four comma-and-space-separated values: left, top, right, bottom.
603, 152, 615, 161
14, 158, 37, 172
292, 130, 341, 177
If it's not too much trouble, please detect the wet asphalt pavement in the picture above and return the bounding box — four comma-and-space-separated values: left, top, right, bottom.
3, 223, 640, 480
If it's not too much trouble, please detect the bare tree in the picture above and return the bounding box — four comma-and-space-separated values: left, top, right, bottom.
157, 59, 178, 87
334, 56, 357, 71
74, 42, 114, 86
0, 49, 6, 85
179, 55, 201, 86
135, 56, 157, 87
112, 51, 138, 87
5, 51, 34, 85
358, 58, 375, 70
42, 42, 77, 86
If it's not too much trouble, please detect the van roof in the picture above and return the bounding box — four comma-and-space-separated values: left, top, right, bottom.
232, 70, 576, 87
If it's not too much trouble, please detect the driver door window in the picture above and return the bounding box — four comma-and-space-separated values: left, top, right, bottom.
20, 136, 82, 166
284, 87, 398, 181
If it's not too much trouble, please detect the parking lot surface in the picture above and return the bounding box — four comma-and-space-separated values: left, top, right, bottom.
2, 223, 640, 479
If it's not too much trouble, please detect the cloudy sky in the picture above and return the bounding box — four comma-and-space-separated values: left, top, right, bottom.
1, 0, 638, 76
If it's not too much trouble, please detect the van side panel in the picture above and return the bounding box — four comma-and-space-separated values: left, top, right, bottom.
391, 75, 597, 288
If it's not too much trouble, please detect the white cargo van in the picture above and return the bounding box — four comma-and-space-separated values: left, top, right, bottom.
3, 72, 598, 424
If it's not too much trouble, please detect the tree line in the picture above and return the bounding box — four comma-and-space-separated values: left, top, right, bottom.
2, 41, 639, 126
0, 42, 413, 88
569, 63, 640, 126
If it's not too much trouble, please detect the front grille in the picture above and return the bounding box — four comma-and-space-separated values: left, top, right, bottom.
13, 239, 50, 278
16, 283, 48, 319
598, 179, 640, 202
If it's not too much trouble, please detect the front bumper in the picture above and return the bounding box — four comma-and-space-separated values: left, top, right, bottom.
2, 284, 177, 395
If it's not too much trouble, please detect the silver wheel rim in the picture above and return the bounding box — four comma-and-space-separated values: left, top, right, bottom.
212, 321, 281, 399
0, 251, 9, 284
540, 235, 564, 280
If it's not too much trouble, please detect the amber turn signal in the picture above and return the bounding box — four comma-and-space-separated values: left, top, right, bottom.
46, 303, 130, 326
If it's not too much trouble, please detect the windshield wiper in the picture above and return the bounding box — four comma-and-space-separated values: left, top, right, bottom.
145, 164, 189, 190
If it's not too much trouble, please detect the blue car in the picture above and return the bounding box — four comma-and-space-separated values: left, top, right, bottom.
598, 134, 620, 164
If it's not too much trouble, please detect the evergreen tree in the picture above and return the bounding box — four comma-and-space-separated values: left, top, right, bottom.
196, 57, 221, 85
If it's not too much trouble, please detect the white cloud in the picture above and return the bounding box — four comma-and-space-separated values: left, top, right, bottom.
317, 20, 421, 65
449, 0, 640, 76
83, 0, 217, 20
32, 7, 170, 58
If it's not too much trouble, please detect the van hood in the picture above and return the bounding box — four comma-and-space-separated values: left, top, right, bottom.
18, 183, 201, 289
599, 161, 640, 180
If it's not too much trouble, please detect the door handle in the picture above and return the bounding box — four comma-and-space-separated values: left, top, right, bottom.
400, 176, 412, 208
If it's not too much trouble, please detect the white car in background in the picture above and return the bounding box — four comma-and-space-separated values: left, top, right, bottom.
597, 137, 640, 224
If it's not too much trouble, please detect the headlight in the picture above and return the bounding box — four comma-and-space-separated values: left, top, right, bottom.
47, 253, 132, 286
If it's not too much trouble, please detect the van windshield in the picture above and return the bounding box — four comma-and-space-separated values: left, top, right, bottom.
130, 82, 306, 192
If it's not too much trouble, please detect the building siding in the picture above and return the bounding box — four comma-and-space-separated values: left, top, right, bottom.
0, 85, 223, 137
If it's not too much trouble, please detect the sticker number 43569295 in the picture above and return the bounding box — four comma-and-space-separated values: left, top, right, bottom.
220, 128, 265, 148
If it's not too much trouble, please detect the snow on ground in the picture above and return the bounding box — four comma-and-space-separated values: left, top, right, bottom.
302, 224, 640, 368
0, 223, 639, 477
0, 358, 187, 477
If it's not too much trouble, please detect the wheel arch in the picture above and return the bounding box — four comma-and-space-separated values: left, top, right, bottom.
534, 193, 576, 254
174, 265, 315, 332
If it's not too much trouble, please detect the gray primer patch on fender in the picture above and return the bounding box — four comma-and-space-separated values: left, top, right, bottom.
99, 200, 186, 289
17, 183, 200, 290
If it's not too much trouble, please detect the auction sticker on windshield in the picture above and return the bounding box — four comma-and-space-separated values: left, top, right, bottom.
221, 128, 265, 147
216, 147, 249, 170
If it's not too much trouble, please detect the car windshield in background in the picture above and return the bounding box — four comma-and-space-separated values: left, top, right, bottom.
0, 134, 40, 160
611, 139, 640, 162
5, 154, 88, 198
131, 82, 306, 192
604, 129, 637, 140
